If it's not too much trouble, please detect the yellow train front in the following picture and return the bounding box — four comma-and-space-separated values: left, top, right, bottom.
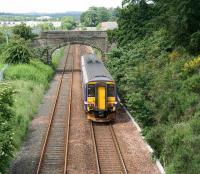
81, 54, 117, 122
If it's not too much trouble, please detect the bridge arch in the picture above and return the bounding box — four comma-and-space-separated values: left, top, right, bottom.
49, 41, 105, 60
33, 31, 110, 63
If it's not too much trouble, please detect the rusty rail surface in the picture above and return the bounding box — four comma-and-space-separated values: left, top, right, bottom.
36, 45, 74, 174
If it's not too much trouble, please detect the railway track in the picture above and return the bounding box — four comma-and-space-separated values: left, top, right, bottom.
81, 44, 128, 173
91, 122, 128, 174
37, 45, 127, 174
36, 45, 74, 174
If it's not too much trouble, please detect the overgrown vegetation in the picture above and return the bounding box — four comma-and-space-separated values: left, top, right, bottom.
0, 83, 16, 172
5, 60, 54, 87
3, 37, 32, 64
0, 60, 54, 173
106, 0, 200, 173
52, 47, 65, 69
12, 23, 35, 40
0, 23, 65, 173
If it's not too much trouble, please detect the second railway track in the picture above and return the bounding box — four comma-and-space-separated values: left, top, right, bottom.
36, 45, 75, 174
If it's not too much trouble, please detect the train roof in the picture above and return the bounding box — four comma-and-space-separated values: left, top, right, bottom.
81, 54, 114, 83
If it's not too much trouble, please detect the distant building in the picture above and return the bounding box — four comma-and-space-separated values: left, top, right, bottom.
36, 16, 52, 21
0, 21, 61, 28
0, 21, 21, 27
100, 22, 118, 31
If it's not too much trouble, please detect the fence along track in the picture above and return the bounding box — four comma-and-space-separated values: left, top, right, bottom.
36, 45, 74, 174
91, 122, 128, 174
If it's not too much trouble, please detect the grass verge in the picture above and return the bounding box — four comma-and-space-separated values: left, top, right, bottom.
0, 48, 65, 173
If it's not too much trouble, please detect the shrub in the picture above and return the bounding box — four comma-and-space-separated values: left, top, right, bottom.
183, 56, 200, 73
0, 31, 6, 45
0, 83, 16, 173
106, 28, 200, 173
52, 47, 65, 69
4, 37, 32, 64
164, 122, 200, 174
189, 31, 200, 54
12, 23, 35, 40
169, 51, 180, 62
146, 125, 167, 158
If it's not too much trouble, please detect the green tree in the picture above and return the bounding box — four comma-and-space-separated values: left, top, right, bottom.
114, 0, 156, 45
106, 0, 200, 172
12, 23, 35, 40
37, 22, 55, 31
61, 16, 76, 30
189, 31, 200, 54
80, 7, 114, 27
153, 0, 200, 48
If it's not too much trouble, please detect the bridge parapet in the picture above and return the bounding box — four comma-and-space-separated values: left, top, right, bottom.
40, 31, 107, 39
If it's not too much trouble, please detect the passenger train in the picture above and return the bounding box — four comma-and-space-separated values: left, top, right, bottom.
81, 54, 117, 122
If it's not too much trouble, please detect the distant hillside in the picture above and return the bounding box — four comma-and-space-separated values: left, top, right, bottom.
0, 12, 82, 21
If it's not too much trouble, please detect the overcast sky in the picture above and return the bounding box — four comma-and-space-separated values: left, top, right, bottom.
0, 0, 122, 13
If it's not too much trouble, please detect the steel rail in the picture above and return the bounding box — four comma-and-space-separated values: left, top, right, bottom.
109, 124, 128, 174
36, 45, 71, 174
64, 45, 75, 174
91, 122, 128, 174
90, 122, 101, 174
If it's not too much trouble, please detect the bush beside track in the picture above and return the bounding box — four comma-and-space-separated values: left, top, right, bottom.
0, 48, 64, 173
106, 29, 200, 173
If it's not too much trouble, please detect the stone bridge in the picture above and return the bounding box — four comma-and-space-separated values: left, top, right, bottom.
33, 31, 110, 62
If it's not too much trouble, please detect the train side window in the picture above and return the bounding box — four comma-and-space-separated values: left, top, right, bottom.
88, 84, 95, 97
107, 84, 115, 97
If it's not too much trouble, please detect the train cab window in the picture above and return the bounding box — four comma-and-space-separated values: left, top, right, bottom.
88, 84, 95, 97
107, 84, 115, 97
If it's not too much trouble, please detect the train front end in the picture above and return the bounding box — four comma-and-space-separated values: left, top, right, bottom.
81, 54, 117, 122
85, 81, 117, 122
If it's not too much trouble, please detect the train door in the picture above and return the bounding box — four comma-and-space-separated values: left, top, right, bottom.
97, 85, 106, 110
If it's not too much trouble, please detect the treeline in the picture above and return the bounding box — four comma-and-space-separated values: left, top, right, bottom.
106, 0, 200, 173
0, 12, 81, 21
35, 16, 77, 31
80, 7, 117, 27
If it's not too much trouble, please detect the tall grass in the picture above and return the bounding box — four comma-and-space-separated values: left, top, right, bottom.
52, 47, 65, 69
11, 80, 45, 147
0, 48, 65, 173
0, 54, 5, 67
5, 59, 54, 88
